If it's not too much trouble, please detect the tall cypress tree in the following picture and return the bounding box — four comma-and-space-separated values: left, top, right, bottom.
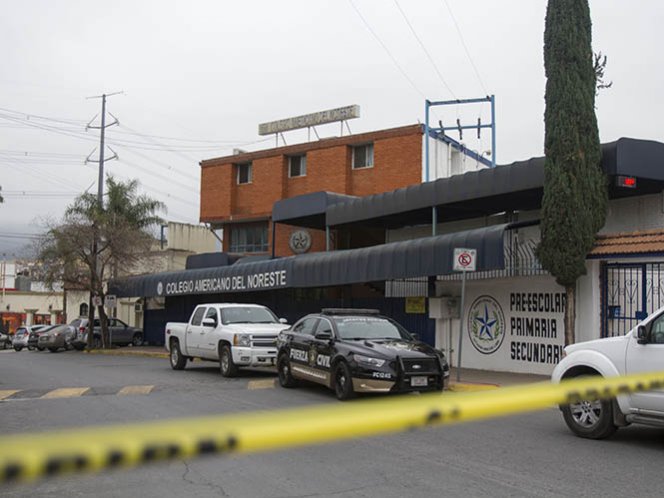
538, 0, 607, 345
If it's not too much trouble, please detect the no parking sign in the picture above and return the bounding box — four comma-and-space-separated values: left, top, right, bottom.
453, 248, 477, 272
452, 248, 477, 382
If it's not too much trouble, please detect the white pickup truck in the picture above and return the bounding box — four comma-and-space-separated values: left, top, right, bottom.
165, 303, 289, 377
552, 307, 664, 439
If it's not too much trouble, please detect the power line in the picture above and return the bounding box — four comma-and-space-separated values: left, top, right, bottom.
442, 0, 489, 95
0, 106, 87, 125
393, 0, 457, 99
348, 0, 426, 98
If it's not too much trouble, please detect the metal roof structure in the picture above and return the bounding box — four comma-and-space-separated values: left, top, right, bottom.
273, 138, 664, 230
109, 223, 514, 298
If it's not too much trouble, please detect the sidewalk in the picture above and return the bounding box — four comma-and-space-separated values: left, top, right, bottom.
448, 367, 549, 392
82, 347, 550, 391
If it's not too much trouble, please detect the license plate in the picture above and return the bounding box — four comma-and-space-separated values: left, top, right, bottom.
411, 376, 428, 387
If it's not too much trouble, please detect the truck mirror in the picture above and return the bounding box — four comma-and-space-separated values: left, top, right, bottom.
279, 318, 288, 324
637, 325, 648, 344
202, 318, 216, 328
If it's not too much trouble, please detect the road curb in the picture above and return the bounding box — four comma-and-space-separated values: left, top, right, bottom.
449, 382, 499, 392
82, 349, 169, 359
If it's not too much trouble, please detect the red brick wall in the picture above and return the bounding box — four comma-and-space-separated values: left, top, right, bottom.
200, 125, 422, 255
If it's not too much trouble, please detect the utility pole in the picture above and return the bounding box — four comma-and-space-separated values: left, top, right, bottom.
85, 92, 121, 348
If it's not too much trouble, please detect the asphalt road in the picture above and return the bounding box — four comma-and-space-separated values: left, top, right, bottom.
1, 350, 663, 498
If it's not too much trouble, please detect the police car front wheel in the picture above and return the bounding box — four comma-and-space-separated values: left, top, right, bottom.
333, 362, 356, 401
277, 354, 298, 388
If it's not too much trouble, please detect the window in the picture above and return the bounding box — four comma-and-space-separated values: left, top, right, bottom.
352, 143, 374, 169
221, 306, 277, 325
650, 315, 664, 344
230, 224, 269, 253
79, 303, 89, 317
315, 318, 334, 337
191, 307, 206, 326
288, 154, 306, 177
205, 307, 218, 325
293, 317, 319, 335
236, 162, 252, 184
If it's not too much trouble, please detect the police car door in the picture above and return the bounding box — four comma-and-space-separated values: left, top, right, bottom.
288, 317, 319, 382
310, 317, 334, 385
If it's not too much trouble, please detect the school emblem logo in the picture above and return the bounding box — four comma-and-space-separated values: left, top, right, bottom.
308, 347, 317, 367
468, 295, 505, 355
157, 282, 164, 296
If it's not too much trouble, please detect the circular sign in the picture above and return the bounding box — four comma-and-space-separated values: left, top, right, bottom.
157, 282, 164, 296
467, 295, 506, 355
458, 252, 472, 268
289, 229, 312, 254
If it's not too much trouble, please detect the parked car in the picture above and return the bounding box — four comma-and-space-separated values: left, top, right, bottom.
276, 308, 449, 400
38, 324, 75, 352
0, 331, 11, 349
12, 325, 48, 351
165, 303, 289, 376
70, 317, 143, 349
28, 325, 56, 351
552, 307, 664, 439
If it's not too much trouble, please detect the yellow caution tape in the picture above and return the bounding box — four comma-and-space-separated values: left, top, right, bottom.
1, 371, 663, 485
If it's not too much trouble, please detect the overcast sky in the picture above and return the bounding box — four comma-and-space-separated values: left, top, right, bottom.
1, 0, 662, 256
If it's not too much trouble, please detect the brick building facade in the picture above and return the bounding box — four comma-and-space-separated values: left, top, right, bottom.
200, 124, 424, 257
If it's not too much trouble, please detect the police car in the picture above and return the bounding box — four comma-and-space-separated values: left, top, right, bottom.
276, 309, 449, 400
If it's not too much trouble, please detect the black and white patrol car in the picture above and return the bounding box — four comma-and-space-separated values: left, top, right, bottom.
276, 309, 449, 400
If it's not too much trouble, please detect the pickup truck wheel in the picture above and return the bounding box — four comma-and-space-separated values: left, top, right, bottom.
219, 345, 238, 378
277, 354, 298, 388
169, 341, 187, 370
333, 361, 356, 401
561, 391, 617, 439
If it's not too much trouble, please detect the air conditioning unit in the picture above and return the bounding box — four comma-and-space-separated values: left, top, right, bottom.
134, 303, 143, 313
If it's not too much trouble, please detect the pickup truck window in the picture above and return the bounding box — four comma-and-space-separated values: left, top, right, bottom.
205, 307, 218, 324
191, 307, 206, 326
220, 307, 277, 325
651, 315, 664, 344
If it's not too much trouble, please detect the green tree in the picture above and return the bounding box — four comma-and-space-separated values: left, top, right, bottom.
39, 177, 165, 348
538, 0, 608, 345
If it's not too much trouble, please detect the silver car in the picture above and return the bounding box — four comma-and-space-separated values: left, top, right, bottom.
38, 324, 75, 352
12, 325, 48, 351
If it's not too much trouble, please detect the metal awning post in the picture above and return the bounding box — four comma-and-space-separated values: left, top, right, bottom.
432, 206, 437, 236
271, 222, 277, 259
326, 226, 330, 252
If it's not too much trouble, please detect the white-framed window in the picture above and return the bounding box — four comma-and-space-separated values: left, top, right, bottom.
236, 162, 252, 184
352, 143, 374, 169
288, 154, 307, 177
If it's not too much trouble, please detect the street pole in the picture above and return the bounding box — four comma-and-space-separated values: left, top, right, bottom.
85, 91, 121, 348
456, 267, 467, 383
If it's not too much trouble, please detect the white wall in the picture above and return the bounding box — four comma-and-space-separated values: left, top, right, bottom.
422, 136, 486, 182
601, 193, 664, 233
432, 275, 566, 375
166, 222, 218, 253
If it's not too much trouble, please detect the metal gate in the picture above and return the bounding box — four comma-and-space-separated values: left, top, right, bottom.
602, 263, 664, 337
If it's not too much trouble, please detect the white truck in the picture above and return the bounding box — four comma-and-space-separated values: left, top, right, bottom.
165, 303, 289, 377
552, 307, 664, 439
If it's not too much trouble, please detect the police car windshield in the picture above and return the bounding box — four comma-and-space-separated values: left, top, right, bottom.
221, 307, 278, 325
333, 316, 407, 340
